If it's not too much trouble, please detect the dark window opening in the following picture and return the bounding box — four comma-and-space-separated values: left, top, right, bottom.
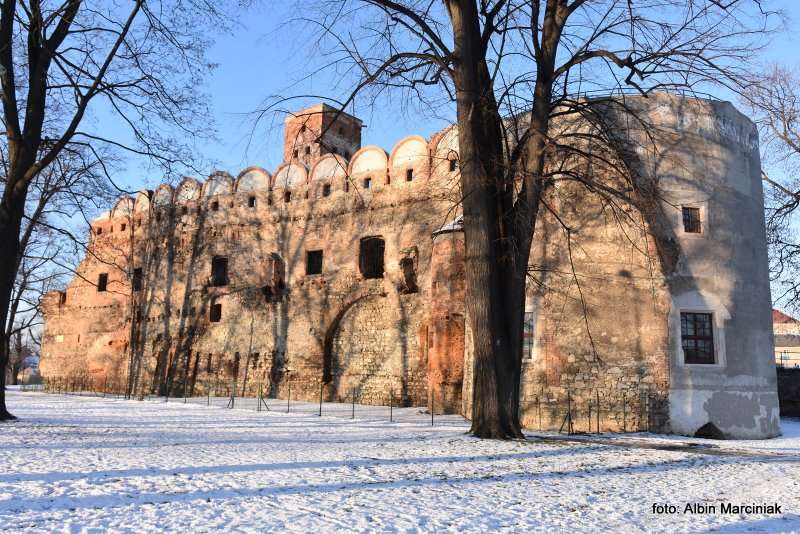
449, 159, 458, 172
399, 256, 418, 293
210, 302, 222, 322
211, 200, 219, 212
363, 177, 372, 189
305, 190, 309, 199
680, 312, 715, 364
305, 146, 311, 155
322, 184, 331, 197
59, 292, 67, 305
120, 223, 126, 232
97, 273, 108, 292
293, 149, 299, 159
682, 206, 702, 233
406, 168, 414, 181
344, 180, 350, 192
359, 237, 385, 279
181, 206, 187, 215
306, 250, 323, 275
338, 126, 344, 135
284, 191, 291, 203
300, 124, 306, 133
132, 267, 143, 292
267, 195, 273, 206
248, 196, 256, 208
211, 256, 229, 287
96, 227, 103, 236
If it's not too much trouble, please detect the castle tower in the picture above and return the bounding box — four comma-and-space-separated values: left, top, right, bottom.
283, 103, 362, 166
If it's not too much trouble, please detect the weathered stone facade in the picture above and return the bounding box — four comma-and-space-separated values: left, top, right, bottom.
41, 95, 780, 438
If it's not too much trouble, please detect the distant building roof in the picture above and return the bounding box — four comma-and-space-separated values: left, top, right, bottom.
773, 309, 799, 324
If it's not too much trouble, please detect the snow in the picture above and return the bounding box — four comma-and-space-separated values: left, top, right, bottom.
2, 388, 800, 533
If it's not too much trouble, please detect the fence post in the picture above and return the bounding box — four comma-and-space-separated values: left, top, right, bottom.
351, 387, 356, 419
318, 382, 324, 417
389, 390, 393, 423
587, 402, 592, 433
622, 393, 627, 433
287, 375, 291, 413
596, 390, 600, 434
430, 391, 434, 427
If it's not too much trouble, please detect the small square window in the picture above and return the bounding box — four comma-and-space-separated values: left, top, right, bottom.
305, 146, 311, 155
211, 201, 219, 212
97, 273, 108, 292
449, 159, 458, 172
182, 206, 188, 215
96, 227, 103, 235
682, 206, 701, 233
120, 223, 126, 232
306, 250, 323, 275
406, 168, 414, 182
284, 191, 291, 203
680, 312, 715, 364
363, 177, 372, 189
248, 196, 256, 208
322, 184, 331, 197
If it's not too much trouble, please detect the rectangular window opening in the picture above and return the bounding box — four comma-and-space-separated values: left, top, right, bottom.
210, 302, 222, 322
211, 256, 229, 287
322, 184, 331, 197
680, 312, 715, 364
132, 267, 143, 292
284, 191, 291, 203
97, 273, 108, 292
363, 177, 372, 190
211, 201, 220, 212
248, 196, 256, 208
522, 311, 536, 359
406, 168, 414, 182
120, 223, 126, 232
449, 159, 458, 172
306, 250, 323, 275
682, 206, 702, 234
359, 237, 385, 279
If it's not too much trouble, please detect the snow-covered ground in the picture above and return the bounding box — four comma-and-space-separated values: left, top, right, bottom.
2, 388, 800, 533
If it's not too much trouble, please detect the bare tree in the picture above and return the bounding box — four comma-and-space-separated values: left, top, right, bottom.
742, 64, 800, 313
286, 0, 774, 438
0, 1, 230, 420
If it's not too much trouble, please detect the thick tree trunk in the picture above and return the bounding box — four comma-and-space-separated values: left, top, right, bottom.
0, 185, 27, 421
448, 0, 524, 439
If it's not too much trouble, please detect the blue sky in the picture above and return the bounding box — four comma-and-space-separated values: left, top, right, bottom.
105, 2, 800, 194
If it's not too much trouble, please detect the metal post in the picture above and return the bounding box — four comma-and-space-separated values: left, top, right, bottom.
431, 392, 434, 427
622, 393, 627, 433
596, 390, 600, 434
287, 376, 291, 413
318, 382, 323, 416
537, 394, 542, 430
351, 387, 356, 419
588, 403, 592, 433
389, 391, 393, 422
207, 384, 211, 406
567, 390, 573, 435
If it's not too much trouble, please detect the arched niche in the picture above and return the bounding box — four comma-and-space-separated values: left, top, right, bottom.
204, 171, 234, 197
348, 146, 389, 176
152, 184, 174, 207
111, 197, 134, 219
310, 154, 347, 182
134, 191, 152, 213
273, 162, 307, 188
174, 177, 202, 203
236, 167, 271, 193
389, 135, 428, 170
